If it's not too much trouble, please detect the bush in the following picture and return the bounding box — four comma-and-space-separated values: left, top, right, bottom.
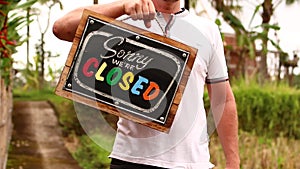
234, 86, 300, 138
205, 83, 300, 139
74, 136, 111, 169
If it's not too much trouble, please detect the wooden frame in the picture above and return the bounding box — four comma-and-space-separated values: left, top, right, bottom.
55, 9, 197, 132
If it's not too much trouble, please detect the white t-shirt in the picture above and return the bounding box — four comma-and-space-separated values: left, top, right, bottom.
109, 9, 228, 169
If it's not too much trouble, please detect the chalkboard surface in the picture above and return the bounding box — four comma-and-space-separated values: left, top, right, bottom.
55, 10, 197, 132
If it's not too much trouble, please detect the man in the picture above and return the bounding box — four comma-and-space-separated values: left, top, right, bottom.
53, 0, 240, 168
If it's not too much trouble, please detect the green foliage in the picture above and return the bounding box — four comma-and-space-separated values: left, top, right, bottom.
13, 86, 54, 101
286, 0, 300, 5
0, 57, 12, 85
54, 100, 85, 137
15, 0, 38, 9
13, 87, 85, 136
1, 0, 38, 84
294, 75, 300, 89
12, 87, 112, 168
210, 131, 300, 169
14, 52, 61, 90
205, 81, 300, 139
25, 0, 63, 89
211, 0, 296, 83
74, 136, 111, 169
14, 82, 300, 169
235, 86, 300, 139
17, 61, 40, 90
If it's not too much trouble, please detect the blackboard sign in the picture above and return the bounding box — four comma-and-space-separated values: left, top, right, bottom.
55, 10, 197, 132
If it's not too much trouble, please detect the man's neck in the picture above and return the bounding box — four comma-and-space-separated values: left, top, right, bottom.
153, 0, 181, 14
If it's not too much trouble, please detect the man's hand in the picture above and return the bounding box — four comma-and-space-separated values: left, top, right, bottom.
122, 0, 156, 28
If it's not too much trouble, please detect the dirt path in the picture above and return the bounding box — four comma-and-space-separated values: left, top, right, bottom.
7, 101, 82, 169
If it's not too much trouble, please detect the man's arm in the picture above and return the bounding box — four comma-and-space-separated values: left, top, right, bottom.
52, 0, 155, 42
207, 81, 240, 169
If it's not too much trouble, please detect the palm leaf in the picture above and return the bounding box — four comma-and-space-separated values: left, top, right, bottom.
15, 0, 38, 9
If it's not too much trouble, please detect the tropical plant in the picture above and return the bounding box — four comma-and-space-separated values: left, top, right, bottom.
209, 0, 299, 84
19, 0, 62, 89
33, 0, 62, 88
0, 0, 37, 85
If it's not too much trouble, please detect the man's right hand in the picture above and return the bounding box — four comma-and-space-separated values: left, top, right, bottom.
122, 0, 156, 28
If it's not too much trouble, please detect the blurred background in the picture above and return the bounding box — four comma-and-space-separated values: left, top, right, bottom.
1, 0, 300, 169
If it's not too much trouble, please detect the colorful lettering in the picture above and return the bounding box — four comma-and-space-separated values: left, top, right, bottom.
106, 67, 122, 86
143, 82, 160, 100
95, 61, 107, 81
131, 76, 149, 95
81, 57, 160, 101
119, 72, 134, 90
82, 58, 99, 77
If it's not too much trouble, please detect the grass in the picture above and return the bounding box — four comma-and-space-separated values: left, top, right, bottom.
12, 87, 111, 169
210, 131, 300, 169
13, 87, 85, 135
12, 87, 300, 169
231, 77, 300, 94
73, 135, 111, 169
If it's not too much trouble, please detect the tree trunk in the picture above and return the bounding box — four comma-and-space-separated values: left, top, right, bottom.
39, 32, 45, 89
26, 7, 30, 69
259, 0, 273, 84
184, 0, 189, 9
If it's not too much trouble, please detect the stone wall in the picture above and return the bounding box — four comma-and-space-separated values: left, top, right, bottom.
0, 76, 13, 169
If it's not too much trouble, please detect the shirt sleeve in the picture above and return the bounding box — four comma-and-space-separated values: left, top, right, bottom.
205, 24, 229, 84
